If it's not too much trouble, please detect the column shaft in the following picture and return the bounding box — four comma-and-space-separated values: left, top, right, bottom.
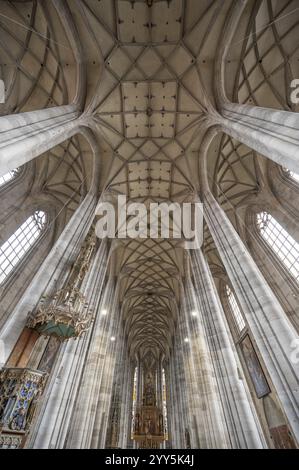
65, 276, 117, 448
182, 274, 230, 448
218, 103, 299, 173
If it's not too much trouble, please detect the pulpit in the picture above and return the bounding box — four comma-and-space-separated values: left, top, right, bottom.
0, 367, 47, 448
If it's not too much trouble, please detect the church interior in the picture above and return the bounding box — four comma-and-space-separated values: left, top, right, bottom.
0, 0, 299, 449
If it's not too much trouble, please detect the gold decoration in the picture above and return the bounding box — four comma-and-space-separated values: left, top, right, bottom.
26, 230, 96, 340
26, 287, 92, 340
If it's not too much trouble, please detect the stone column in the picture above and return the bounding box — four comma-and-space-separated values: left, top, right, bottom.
119, 359, 134, 449
177, 285, 201, 448
163, 364, 172, 449
212, 0, 299, 174
63, 275, 118, 449
191, 249, 265, 448
182, 266, 230, 448
0, 0, 87, 177
165, 362, 176, 449
64, 273, 122, 450
0, 105, 84, 176
104, 324, 128, 449
126, 365, 135, 449
167, 356, 178, 448
0, 128, 100, 361
91, 280, 121, 449
156, 357, 163, 409
199, 129, 299, 444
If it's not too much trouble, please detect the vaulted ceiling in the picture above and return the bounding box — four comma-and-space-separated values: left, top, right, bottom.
1, 0, 298, 363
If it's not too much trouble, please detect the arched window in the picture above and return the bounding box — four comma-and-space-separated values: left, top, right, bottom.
0, 168, 20, 188
0, 210, 47, 284
225, 285, 246, 335
256, 212, 299, 282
